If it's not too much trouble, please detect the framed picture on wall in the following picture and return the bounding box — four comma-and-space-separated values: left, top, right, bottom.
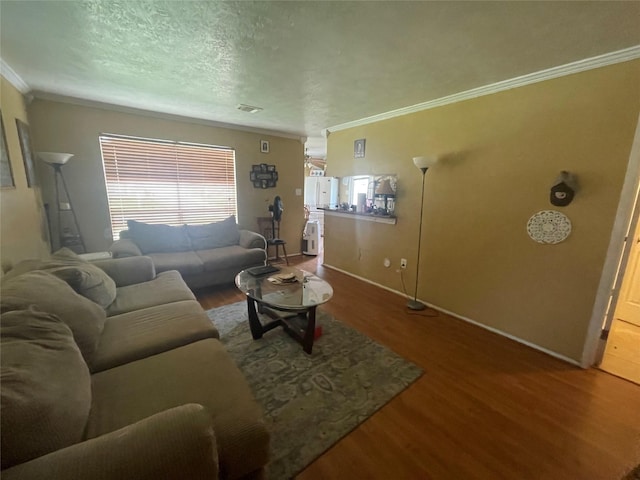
260, 140, 269, 153
15, 119, 36, 187
0, 110, 15, 188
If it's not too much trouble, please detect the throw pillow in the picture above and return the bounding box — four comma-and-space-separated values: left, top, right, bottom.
1, 307, 92, 469
127, 220, 192, 254
1, 270, 107, 364
50, 248, 117, 308
3, 248, 117, 308
186, 215, 241, 250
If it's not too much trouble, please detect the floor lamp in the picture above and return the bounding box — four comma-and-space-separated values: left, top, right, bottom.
407, 155, 438, 310
38, 152, 86, 253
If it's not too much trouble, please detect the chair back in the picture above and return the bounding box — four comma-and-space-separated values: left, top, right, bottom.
257, 216, 281, 241
273, 213, 285, 240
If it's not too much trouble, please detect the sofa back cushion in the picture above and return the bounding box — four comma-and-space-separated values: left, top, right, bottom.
1, 307, 92, 469
186, 215, 240, 250
127, 220, 192, 254
1, 270, 107, 364
3, 248, 117, 308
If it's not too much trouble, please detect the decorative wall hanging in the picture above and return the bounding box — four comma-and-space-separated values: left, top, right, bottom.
354, 138, 366, 158
0, 110, 15, 188
526, 210, 572, 244
15, 119, 36, 187
250, 163, 278, 189
260, 140, 269, 153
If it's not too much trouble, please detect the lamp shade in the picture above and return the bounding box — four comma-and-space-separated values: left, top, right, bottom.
375, 178, 395, 196
413, 156, 438, 170
38, 152, 74, 165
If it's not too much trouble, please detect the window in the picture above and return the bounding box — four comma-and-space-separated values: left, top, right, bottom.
99, 134, 237, 239
350, 176, 371, 205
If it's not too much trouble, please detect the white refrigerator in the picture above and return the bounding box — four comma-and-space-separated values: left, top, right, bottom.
304, 176, 338, 244
304, 176, 338, 209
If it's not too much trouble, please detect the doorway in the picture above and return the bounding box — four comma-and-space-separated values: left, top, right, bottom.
598, 187, 640, 384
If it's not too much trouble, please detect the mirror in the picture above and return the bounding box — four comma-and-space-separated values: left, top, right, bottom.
335, 174, 397, 216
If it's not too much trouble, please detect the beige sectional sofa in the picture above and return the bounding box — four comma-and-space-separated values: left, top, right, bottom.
110, 216, 267, 289
0, 249, 269, 480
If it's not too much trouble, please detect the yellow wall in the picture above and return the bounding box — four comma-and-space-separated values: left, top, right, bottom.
0, 77, 50, 270
26, 99, 306, 253
324, 60, 640, 362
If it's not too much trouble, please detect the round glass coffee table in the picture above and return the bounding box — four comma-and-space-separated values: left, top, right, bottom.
235, 266, 333, 354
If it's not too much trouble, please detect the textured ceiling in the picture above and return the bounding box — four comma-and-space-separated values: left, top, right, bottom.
1, 1, 639, 157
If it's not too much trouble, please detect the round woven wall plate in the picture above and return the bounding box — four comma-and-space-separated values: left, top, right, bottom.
526, 210, 572, 244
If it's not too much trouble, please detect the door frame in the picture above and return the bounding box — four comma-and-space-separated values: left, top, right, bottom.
582, 113, 640, 368
594, 186, 640, 366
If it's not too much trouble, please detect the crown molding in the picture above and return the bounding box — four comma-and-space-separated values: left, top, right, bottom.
326, 45, 640, 134
0, 58, 30, 94
31, 91, 304, 141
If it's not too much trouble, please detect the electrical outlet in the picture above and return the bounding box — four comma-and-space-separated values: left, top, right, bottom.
400, 258, 408, 269
383, 258, 391, 268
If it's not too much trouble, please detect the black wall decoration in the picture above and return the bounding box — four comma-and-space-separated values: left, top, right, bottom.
250, 163, 278, 189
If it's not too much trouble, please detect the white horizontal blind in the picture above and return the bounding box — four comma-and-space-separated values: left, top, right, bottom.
99, 135, 237, 238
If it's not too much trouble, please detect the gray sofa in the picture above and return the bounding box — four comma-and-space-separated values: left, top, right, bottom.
0, 249, 269, 480
110, 216, 267, 289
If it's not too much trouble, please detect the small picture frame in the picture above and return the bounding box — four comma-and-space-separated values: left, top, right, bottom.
0, 110, 15, 188
354, 138, 366, 158
260, 140, 270, 154
15, 119, 36, 187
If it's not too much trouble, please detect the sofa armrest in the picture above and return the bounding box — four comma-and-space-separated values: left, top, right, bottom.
109, 238, 143, 258
239, 230, 266, 250
1, 404, 218, 480
92, 256, 156, 287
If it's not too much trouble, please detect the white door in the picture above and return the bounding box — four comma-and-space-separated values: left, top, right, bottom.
599, 195, 640, 384
616, 226, 640, 326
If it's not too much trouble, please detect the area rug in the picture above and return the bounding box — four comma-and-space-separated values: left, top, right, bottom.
207, 301, 423, 480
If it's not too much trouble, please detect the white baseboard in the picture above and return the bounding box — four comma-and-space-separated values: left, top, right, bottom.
322, 263, 581, 367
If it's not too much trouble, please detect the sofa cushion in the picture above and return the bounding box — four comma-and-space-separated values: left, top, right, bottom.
1, 307, 92, 469
186, 216, 240, 250
50, 248, 117, 308
127, 220, 192, 254
3, 248, 117, 308
106, 271, 196, 317
87, 339, 269, 480
1, 271, 106, 363
196, 245, 267, 272
91, 300, 219, 372
148, 251, 204, 276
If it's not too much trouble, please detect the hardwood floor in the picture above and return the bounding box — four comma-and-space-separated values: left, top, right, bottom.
196, 255, 640, 480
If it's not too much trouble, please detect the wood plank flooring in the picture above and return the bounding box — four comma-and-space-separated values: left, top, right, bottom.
196, 255, 640, 480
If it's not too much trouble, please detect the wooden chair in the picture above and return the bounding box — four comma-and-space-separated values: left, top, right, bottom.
257, 216, 289, 265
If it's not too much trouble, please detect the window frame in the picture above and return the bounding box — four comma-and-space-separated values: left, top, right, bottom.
99, 133, 238, 239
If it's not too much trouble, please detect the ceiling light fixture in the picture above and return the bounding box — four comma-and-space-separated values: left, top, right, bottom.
237, 104, 263, 114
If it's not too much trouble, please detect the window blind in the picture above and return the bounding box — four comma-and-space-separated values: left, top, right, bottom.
99, 134, 237, 239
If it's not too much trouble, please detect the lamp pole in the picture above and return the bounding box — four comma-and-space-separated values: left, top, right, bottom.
37, 152, 86, 253
408, 166, 427, 310
408, 155, 438, 310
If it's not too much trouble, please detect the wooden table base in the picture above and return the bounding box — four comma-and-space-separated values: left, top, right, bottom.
246, 296, 317, 354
